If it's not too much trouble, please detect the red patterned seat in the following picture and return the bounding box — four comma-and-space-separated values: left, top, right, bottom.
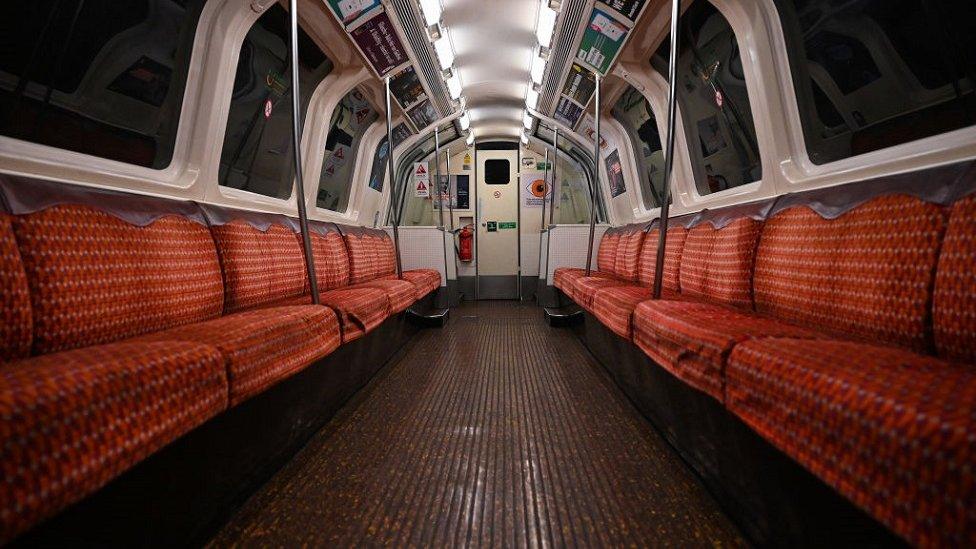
754, 195, 946, 353
141, 305, 341, 405
632, 299, 820, 400
678, 217, 761, 310
400, 269, 441, 299
343, 229, 392, 284
933, 194, 976, 362
0, 341, 227, 543
552, 229, 621, 301
726, 338, 976, 548
210, 220, 309, 314
0, 215, 31, 362
572, 275, 630, 311
591, 225, 687, 338
11, 205, 224, 354
552, 268, 615, 302
319, 287, 390, 342
351, 277, 415, 313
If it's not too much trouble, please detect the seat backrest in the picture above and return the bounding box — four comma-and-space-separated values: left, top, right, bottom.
679, 218, 761, 309
612, 226, 647, 281
755, 194, 946, 352
0, 214, 32, 361
597, 231, 621, 273
343, 227, 396, 284
637, 225, 688, 291
13, 205, 224, 354
306, 223, 351, 291
933, 194, 976, 362
207, 211, 308, 313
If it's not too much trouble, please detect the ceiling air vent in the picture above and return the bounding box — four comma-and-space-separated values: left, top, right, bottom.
539, 0, 587, 114
389, 0, 454, 118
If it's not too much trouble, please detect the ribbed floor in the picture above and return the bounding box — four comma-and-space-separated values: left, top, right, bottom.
209, 302, 745, 547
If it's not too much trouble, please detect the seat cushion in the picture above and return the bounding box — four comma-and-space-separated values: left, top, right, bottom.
344, 230, 396, 284
0, 341, 227, 543
12, 206, 224, 354
572, 275, 630, 311
612, 229, 645, 280
319, 287, 390, 343
0, 215, 31, 362
591, 285, 679, 340
726, 338, 976, 548
401, 269, 441, 299
679, 218, 762, 309
352, 277, 416, 313
636, 226, 687, 291
632, 299, 820, 401
552, 268, 616, 301
934, 194, 976, 362
307, 229, 350, 291
210, 221, 309, 314
142, 305, 340, 405
755, 195, 946, 353
597, 231, 621, 273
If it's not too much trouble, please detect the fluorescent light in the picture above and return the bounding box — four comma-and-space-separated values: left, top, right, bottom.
419, 0, 442, 26
526, 88, 539, 109
520, 132, 529, 145
466, 132, 474, 145
531, 53, 545, 84
459, 112, 470, 130
447, 73, 462, 99
536, 4, 557, 49
523, 112, 533, 129
434, 35, 454, 71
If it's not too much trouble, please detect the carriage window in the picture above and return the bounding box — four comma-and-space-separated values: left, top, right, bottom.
652, 1, 763, 196
218, 4, 333, 200
0, 0, 208, 169
534, 122, 599, 224
317, 89, 378, 212
773, 0, 975, 164
612, 85, 667, 208
484, 159, 510, 184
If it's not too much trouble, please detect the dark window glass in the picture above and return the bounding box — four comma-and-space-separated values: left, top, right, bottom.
652, 1, 763, 195
0, 0, 208, 168
317, 88, 377, 212
612, 85, 668, 208
484, 159, 510, 184
773, 0, 976, 164
533, 122, 599, 223
218, 5, 333, 199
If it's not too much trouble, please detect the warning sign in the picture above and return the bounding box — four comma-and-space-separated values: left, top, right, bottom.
414, 162, 430, 197
463, 153, 472, 171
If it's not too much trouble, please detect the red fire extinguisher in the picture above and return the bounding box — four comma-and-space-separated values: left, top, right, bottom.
458, 225, 473, 262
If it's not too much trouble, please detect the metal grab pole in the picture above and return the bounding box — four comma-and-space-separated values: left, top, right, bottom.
584, 74, 601, 276
548, 127, 558, 226
288, 0, 319, 304
385, 76, 404, 278
435, 127, 444, 228
445, 147, 456, 232
653, 0, 681, 299
540, 149, 550, 230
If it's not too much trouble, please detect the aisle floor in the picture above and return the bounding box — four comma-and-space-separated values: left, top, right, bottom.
209, 301, 745, 547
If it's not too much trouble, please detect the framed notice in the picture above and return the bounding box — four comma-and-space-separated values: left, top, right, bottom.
327, 0, 381, 27
390, 65, 427, 109
392, 122, 413, 146
599, 0, 647, 23
605, 149, 627, 197
561, 63, 596, 106
350, 11, 409, 77
577, 8, 628, 75
554, 96, 584, 128
407, 99, 439, 131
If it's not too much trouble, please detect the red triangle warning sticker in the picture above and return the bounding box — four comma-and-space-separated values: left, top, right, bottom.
334, 147, 345, 159
417, 181, 427, 190
415, 165, 427, 175
325, 165, 335, 175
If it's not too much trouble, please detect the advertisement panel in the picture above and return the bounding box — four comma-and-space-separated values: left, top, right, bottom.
390, 65, 427, 109
601, 0, 647, 22
350, 11, 409, 76
326, 0, 382, 26
407, 99, 439, 130
554, 96, 584, 128
561, 63, 596, 106
577, 9, 628, 75
605, 149, 627, 197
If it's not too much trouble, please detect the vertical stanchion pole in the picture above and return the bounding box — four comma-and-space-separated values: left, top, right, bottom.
653, 0, 681, 299
445, 147, 457, 295
288, 0, 319, 304
584, 74, 601, 276
540, 149, 549, 229
435, 127, 444, 228
386, 76, 404, 278
549, 127, 558, 226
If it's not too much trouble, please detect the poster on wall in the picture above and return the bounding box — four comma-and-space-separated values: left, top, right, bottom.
432, 175, 471, 210
327, 0, 382, 26
600, 0, 647, 22
392, 122, 413, 145
350, 11, 409, 76
577, 8, 628, 75
390, 65, 427, 109
520, 172, 551, 208
554, 96, 584, 128
578, 114, 609, 150
561, 63, 596, 106
407, 99, 439, 130
367, 125, 412, 192
605, 149, 627, 197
